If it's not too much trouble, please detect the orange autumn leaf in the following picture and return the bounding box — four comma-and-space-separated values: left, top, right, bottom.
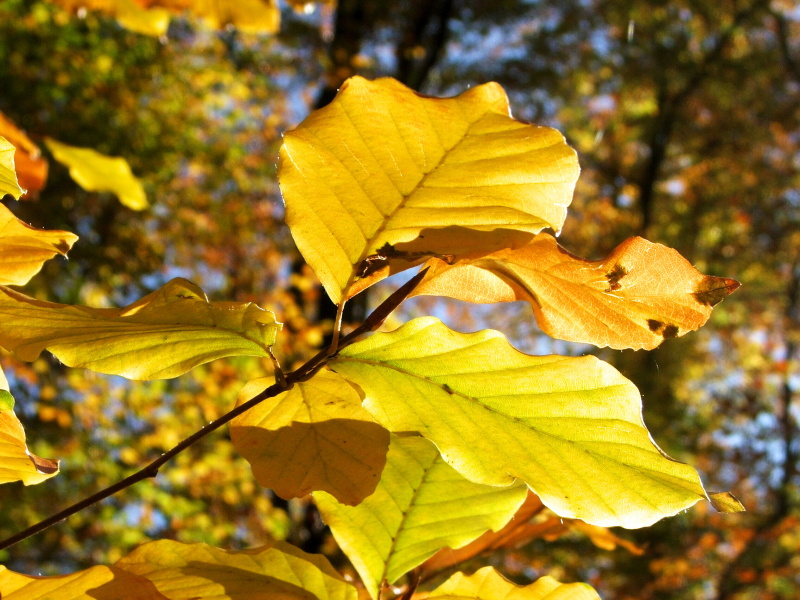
413, 233, 739, 350
0, 112, 48, 198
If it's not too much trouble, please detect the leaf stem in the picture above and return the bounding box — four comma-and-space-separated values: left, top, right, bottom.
0, 267, 429, 551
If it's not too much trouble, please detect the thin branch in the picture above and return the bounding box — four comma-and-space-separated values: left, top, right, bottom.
0, 267, 431, 551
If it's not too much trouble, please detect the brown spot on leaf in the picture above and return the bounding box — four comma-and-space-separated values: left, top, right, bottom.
29, 454, 59, 475
646, 319, 679, 338
605, 263, 628, 292
693, 276, 740, 307
663, 324, 679, 338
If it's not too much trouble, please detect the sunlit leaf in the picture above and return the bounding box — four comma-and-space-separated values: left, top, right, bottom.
330, 317, 712, 528
422, 492, 547, 572
230, 369, 389, 505
114, 539, 357, 600
423, 567, 600, 600
49, 0, 279, 36
0, 112, 48, 198
413, 233, 740, 350
0, 137, 25, 200
279, 76, 579, 304
0, 565, 168, 599
144, 0, 280, 34
0, 365, 59, 485
44, 137, 148, 210
0, 203, 78, 286
314, 435, 527, 599
0, 278, 280, 380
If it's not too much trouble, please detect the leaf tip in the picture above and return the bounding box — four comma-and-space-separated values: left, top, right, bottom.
693, 276, 740, 307
708, 491, 745, 513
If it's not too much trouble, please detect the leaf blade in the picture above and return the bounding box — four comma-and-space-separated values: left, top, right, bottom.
330, 317, 711, 528
413, 234, 739, 350
0, 565, 168, 600
114, 539, 357, 600
0, 136, 25, 200
0, 365, 59, 486
45, 137, 148, 210
0, 203, 78, 286
279, 76, 579, 303
230, 370, 390, 505
425, 567, 600, 600
0, 278, 280, 380
314, 435, 527, 599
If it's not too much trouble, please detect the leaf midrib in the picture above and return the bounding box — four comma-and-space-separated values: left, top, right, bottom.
341, 102, 493, 298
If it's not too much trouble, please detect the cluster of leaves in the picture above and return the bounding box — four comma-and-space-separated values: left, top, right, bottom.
0, 66, 742, 598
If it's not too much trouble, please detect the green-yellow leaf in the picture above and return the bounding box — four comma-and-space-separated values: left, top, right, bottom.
413, 233, 740, 350
314, 435, 527, 599
0, 136, 25, 200
230, 370, 390, 505
0, 565, 168, 599
279, 76, 580, 304
330, 317, 710, 528
424, 567, 600, 600
114, 539, 357, 600
45, 137, 148, 210
0, 203, 78, 286
0, 278, 280, 380
0, 365, 60, 485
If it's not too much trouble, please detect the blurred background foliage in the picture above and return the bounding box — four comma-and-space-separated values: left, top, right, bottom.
0, 0, 797, 598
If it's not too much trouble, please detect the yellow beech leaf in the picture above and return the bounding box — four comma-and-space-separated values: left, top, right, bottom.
0, 565, 168, 599
331, 317, 714, 528
0, 278, 280, 380
314, 435, 527, 599
49, 0, 279, 35
114, 539, 357, 600
422, 491, 547, 572
143, 0, 280, 34
279, 76, 580, 304
421, 567, 599, 600
0, 137, 25, 200
0, 203, 78, 286
0, 365, 59, 485
413, 233, 740, 350
230, 370, 390, 505
0, 113, 48, 198
45, 137, 148, 210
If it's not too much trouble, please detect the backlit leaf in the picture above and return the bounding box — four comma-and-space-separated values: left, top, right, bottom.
114, 539, 357, 600
45, 137, 148, 210
0, 278, 280, 380
230, 370, 390, 505
330, 317, 711, 528
423, 567, 600, 600
314, 435, 527, 599
0, 203, 78, 286
0, 137, 25, 200
144, 0, 280, 34
0, 365, 60, 485
279, 76, 579, 304
413, 233, 740, 350
0, 112, 48, 198
49, 0, 279, 36
0, 565, 168, 599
